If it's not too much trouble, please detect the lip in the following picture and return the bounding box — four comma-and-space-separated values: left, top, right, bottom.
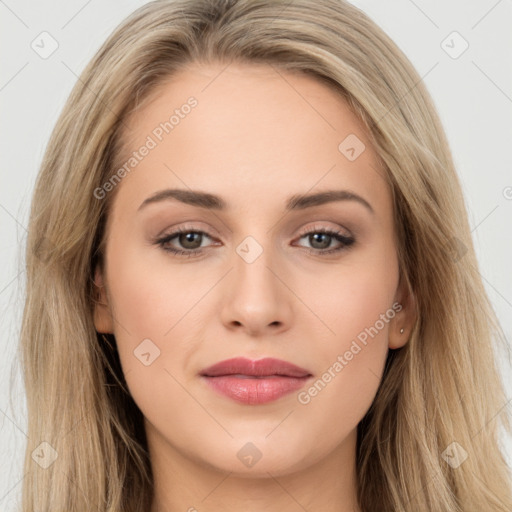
199, 357, 313, 405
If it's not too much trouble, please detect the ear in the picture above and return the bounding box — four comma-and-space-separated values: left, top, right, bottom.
388, 276, 417, 350
93, 265, 114, 333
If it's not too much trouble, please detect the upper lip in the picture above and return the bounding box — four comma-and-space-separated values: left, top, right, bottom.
200, 357, 312, 378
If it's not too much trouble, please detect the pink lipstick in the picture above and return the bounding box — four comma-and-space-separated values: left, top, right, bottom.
199, 357, 313, 405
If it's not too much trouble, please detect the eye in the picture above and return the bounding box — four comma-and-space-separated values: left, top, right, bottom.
295, 226, 355, 255
155, 228, 215, 258
154, 225, 355, 258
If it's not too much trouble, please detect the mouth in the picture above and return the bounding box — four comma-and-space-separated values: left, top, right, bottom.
199, 357, 313, 405
200, 356, 311, 378
223, 374, 292, 379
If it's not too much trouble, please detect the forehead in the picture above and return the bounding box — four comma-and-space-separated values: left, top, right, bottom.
110, 61, 390, 218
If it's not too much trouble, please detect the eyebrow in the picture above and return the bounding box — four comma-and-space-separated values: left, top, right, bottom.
137, 188, 374, 214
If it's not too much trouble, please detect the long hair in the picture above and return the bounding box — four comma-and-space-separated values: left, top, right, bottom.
18, 0, 512, 510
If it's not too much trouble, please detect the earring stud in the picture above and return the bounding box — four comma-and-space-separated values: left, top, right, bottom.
400, 328, 404, 334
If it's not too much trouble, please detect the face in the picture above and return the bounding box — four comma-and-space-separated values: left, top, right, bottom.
94, 61, 414, 478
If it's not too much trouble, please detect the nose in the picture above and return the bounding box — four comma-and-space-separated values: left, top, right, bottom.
219, 240, 293, 337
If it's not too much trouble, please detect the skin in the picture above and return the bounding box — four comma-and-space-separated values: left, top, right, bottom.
93, 61, 416, 512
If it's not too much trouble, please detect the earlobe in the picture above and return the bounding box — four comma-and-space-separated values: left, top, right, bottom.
389, 324, 408, 350
389, 284, 417, 350
92, 266, 114, 333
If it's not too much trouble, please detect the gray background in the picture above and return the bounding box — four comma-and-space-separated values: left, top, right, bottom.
1, 0, 511, 509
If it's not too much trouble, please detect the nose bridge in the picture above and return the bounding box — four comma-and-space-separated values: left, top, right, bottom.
232, 233, 279, 296
219, 230, 292, 333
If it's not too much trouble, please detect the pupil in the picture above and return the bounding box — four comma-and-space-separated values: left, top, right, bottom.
181, 232, 201, 249
311, 233, 330, 249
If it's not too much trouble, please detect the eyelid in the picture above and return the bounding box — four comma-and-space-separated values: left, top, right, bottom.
158, 221, 351, 241
156, 221, 219, 238
295, 222, 351, 238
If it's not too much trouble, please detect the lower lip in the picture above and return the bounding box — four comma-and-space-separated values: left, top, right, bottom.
201, 375, 311, 405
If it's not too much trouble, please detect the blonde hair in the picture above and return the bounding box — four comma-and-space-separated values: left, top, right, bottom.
18, 0, 512, 510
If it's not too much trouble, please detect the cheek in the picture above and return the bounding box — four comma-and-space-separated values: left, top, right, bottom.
105, 242, 204, 339
294, 348, 386, 454
293, 253, 397, 420
108, 245, 215, 424
292, 290, 392, 450
302, 253, 398, 345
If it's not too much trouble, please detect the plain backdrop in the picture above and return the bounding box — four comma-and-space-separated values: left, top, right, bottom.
1, 0, 511, 509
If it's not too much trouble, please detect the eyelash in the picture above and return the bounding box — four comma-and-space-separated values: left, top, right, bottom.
155, 225, 355, 258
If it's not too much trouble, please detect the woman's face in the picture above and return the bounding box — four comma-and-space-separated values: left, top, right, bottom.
94, 61, 413, 477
